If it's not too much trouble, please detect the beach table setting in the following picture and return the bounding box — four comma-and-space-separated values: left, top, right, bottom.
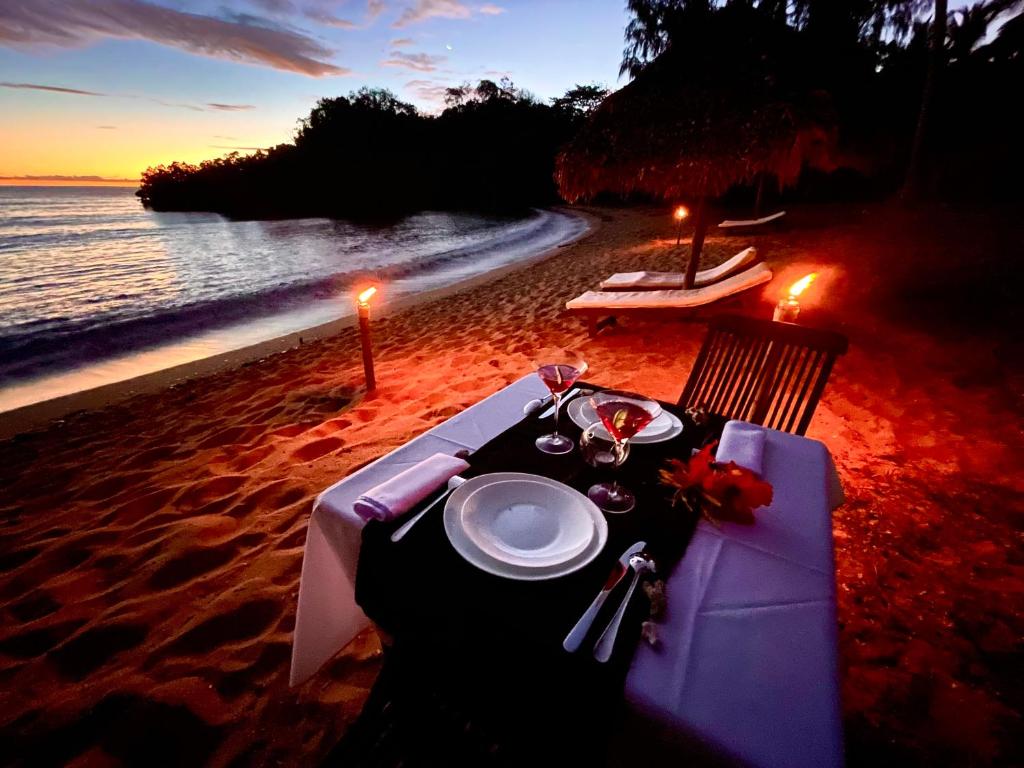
291, 364, 846, 767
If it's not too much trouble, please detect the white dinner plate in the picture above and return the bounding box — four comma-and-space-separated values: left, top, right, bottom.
459, 478, 594, 568
444, 473, 608, 581
567, 397, 684, 445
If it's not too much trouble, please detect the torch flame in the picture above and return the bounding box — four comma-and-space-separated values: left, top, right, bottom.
674, 205, 689, 220
787, 273, 818, 298
357, 286, 377, 305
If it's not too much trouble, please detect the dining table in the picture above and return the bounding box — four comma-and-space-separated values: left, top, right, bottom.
290, 374, 845, 767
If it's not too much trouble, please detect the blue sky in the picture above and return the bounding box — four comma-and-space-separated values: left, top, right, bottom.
0, 0, 980, 180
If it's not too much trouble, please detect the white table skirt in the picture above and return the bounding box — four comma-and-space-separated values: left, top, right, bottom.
289, 378, 844, 767
289, 375, 548, 686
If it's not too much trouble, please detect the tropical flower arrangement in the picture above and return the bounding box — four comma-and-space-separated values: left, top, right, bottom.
659, 441, 773, 525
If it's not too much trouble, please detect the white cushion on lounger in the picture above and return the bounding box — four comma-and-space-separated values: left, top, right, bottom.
599, 247, 758, 290
567, 263, 772, 310
718, 211, 786, 228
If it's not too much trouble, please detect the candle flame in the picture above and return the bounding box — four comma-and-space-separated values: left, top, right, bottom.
674, 205, 689, 221
357, 286, 377, 305
787, 273, 818, 298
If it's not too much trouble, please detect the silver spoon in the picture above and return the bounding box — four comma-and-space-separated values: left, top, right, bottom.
593, 552, 657, 663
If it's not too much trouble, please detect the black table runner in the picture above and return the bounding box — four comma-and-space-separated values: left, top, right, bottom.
355, 385, 724, 763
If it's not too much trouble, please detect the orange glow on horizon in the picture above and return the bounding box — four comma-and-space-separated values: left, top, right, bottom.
357, 286, 378, 305
787, 273, 818, 298
674, 206, 689, 220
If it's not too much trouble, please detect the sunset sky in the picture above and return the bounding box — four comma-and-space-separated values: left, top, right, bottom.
0, 0, 626, 182
0, 0, 977, 184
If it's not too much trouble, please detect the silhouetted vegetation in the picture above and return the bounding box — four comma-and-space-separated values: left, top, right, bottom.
138, 80, 599, 218
617, 0, 1024, 202
139, 2, 1022, 218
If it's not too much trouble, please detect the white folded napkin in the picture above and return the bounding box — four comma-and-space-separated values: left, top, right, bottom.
352, 453, 470, 522
716, 421, 767, 476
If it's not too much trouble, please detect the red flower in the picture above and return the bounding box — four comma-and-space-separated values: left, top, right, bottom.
660, 441, 773, 525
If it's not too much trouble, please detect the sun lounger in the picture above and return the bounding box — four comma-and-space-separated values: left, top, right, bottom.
599, 247, 759, 291
718, 211, 786, 228
567, 262, 773, 335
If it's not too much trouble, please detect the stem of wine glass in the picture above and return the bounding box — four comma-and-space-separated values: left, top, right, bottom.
612, 437, 628, 496
552, 391, 561, 435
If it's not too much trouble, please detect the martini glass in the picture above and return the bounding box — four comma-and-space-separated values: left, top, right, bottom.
587, 390, 662, 513
534, 357, 587, 454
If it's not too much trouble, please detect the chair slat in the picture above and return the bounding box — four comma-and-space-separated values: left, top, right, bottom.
768, 345, 809, 429
678, 315, 848, 435
783, 350, 822, 433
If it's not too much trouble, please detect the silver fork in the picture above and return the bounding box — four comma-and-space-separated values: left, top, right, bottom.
593, 552, 657, 663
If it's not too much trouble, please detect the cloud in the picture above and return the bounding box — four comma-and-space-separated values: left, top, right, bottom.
382, 50, 446, 72
479, 4, 505, 14
303, 7, 359, 29
210, 144, 266, 151
390, 37, 415, 46
393, 0, 471, 27
0, 0, 348, 77
367, 0, 388, 21
1, 81, 104, 96
2, 80, 260, 112
97, 125, 118, 129
404, 78, 451, 107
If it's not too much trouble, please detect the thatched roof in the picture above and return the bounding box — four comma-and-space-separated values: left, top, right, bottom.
556, 32, 836, 202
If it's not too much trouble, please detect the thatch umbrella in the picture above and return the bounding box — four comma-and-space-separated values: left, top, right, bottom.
557, 23, 836, 289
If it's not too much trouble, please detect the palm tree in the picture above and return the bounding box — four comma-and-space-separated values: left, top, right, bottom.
902, 0, 948, 200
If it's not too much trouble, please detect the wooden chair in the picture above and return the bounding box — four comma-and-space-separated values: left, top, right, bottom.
679, 314, 848, 435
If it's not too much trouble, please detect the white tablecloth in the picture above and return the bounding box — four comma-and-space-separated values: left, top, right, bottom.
289, 380, 845, 767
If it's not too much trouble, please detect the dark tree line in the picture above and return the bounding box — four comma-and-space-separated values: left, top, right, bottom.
138, 1, 1021, 217
137, 80, 608, 218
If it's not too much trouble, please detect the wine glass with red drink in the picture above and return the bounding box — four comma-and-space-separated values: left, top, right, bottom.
534, 357, 588, 454
587, 390, 662, 513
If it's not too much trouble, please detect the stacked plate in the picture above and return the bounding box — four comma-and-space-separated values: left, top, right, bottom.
444, 473, 608, 581
567, 397, 683, 444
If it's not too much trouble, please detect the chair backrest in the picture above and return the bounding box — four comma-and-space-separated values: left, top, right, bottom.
678, 314, 848, 435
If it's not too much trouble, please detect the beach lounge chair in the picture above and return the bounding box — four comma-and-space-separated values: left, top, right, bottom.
599, 247, 760, 291
678, 313, 848, 435
718, 210, 786, 229
566, 262, 773, 336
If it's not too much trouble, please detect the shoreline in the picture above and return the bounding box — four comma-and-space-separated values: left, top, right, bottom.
0, 208, 598, 440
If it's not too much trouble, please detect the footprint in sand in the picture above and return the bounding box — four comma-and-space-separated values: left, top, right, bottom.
0, 619, 88, 659
164, 599, 281, 656
291, 436, 345, 463
175, 475, 248, 509
50, 622, 149, 680
148, 541, 239, 591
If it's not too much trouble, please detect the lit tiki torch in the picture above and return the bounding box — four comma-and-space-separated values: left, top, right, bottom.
674, 205, 689, 246
773, 273, 818, 323
356, 285, 378, 392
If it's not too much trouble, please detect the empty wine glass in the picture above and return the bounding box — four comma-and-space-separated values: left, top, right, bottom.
587, 390, 661, 513
534, 355, 587, 455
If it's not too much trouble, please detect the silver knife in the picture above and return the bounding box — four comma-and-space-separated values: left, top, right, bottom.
538, 387, 580, 419
562, 540, 646, 652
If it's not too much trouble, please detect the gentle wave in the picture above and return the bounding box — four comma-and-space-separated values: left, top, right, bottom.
0, 186, 588, 389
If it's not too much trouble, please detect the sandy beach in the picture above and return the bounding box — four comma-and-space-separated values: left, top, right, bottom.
1, 204, 1022, 766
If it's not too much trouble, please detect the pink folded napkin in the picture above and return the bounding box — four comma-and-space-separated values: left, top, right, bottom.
716, 421, 767, 476
352, 453, 470, 522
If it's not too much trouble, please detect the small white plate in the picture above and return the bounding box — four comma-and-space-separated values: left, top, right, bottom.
460, 479, 594, 568
567, 398, 684, 445
444, 473, 608, 581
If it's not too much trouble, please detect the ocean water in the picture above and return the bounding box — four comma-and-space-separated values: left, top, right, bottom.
0, 186, 588, 412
